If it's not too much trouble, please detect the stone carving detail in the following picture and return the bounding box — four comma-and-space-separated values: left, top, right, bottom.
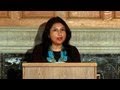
103, 11, 113, 20
1, 28, 120, 53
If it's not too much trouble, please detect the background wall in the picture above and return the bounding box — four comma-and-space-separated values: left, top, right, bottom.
0, 11, 120, 54
0, 11, 120, 79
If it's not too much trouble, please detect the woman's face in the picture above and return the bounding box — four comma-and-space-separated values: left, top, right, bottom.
49, 22, 66, 46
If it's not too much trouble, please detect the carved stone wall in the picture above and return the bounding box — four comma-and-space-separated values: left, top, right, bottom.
0, 27, 120, 54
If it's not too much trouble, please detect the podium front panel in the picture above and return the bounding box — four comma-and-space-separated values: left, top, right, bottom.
22, 63, 97, 79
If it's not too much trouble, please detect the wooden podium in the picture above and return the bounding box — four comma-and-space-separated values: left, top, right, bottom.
22, 62, 97, 79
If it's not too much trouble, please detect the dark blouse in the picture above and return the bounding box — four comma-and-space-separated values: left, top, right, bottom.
53, 51, 61, 62
24, 44, 81, 62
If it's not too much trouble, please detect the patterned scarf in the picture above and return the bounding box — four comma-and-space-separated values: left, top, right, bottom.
47, 46, 67, 63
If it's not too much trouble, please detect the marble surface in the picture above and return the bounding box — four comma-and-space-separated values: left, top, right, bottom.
0, 53, 24, 79
1, 53, 120, 79
81, 54, 120, 79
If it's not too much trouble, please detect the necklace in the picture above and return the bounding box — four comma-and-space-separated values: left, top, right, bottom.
47, 46, 67, 63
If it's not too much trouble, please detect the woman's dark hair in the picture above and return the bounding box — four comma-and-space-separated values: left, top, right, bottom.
42, 16, 71, 46
41, 16, 71, 57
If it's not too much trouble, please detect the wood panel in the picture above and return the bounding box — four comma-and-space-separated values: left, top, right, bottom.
113, 11, 120, 18
0, 11, 10, 18
21, 11, 55, 18
67, 11, 101, 19
0, 11, 120, 28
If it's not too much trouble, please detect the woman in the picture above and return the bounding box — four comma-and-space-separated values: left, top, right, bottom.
28, 16, 81, 62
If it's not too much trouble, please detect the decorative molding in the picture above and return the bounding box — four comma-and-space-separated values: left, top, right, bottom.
0, 27, 120, 54
20, 11, 55, 18
0, 27, 37, 53
0, 11, 10, 18
102, 11, 113, 20
71, 28, 120, 54
68, 11, 100, 19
